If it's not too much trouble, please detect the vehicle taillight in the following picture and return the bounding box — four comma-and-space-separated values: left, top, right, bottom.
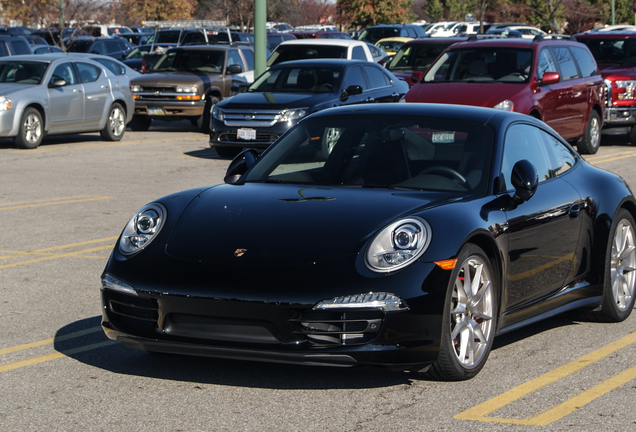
141, 58, 146, 74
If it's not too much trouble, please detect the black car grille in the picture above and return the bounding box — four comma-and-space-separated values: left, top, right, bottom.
104, 290, 159, 335
217, 132, 280, 145
289, 309, 384, 346
221, 109, 282, 128
139, 85, 177, 93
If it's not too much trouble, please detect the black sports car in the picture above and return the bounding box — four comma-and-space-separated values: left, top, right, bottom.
101, 103, 636, 380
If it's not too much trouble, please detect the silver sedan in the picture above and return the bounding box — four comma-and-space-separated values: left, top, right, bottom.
0, 54, 134, 149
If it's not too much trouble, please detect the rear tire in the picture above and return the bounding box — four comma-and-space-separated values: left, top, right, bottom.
100, 103, 126, 141
571, 209, 636, 322
422, 244, 497, 381
577, 110, 601, 154
129, 115, 152, 131
14, 107, 43, 149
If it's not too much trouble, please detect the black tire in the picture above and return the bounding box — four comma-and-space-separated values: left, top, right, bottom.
215, 146, 241, 159
629, 125, 636, 144
577, 110, 601, 155
571, 209, 636, 322
197, 96, 219, 133
129, 115, 152, 131
423, 244, 498, 381
14, 107, 44, 149
100, 103, 126, 141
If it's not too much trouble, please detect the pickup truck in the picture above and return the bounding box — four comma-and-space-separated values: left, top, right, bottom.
575, 31, 636, 142
128, 44, 254, 132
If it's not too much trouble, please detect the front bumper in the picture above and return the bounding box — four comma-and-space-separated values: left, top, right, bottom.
0, 109, 19, 138
604, 106, 636, 126
133, 100, 205, 118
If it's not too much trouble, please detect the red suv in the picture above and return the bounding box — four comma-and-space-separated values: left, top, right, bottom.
405, 37, 605, 154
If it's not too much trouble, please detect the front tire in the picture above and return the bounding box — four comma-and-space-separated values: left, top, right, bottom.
577, 110, 601, 155
14, 107, 43, 149
197, 96, 218, 133
424, 244, 497, 381
100, 103, 126, 141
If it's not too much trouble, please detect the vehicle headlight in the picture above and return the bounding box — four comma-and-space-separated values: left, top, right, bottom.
119, 203, 167, 255
176, 85, 198, 94
212, 105, 224, 121
616, 80, 636, 100
131, 85, 141, 93
365, 217, 431, 272
494, 100, 514, 111
279, 108, 308, 123
0, 96, 11, 111
314, 292, 408, 311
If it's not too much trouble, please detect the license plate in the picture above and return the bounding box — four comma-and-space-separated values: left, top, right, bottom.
148, 107, 165, 115
237, 128, 256, 140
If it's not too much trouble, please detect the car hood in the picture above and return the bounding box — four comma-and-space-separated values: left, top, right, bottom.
165, 183, 454, 266
597, 63, 636, 79
406, 82, 525, 107
0, 83, 36, 96
220, 92, 333, 110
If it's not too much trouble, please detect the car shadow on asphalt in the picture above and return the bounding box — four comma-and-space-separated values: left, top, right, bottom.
54, 313, 583, 388
184, 147, 229, 160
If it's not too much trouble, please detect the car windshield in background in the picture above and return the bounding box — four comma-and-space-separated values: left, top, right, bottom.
250, 65, 342, 93
389, 42, 455, 70
244, 114, 494, 195
577, 38, 636, 65
424, 48, 533, 83
269, 45, 348, 65
0, 61, 48, 84
67, 39, 94, 52
360, 28, 401, 42
153, 50, 224, 73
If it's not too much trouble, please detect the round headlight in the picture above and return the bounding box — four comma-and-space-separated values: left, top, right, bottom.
119, 203, 167, 255
365, 217, 431, 272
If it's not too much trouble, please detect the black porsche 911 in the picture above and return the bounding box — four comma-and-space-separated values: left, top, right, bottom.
101, 103, 636, 380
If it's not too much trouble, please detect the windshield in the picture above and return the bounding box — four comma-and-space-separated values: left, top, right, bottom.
0, 61, 48, 85
250, 65, 341, 93
577, 38, 636, 65
267, 45, 348, 66
126, 46, 150, 59
67, 39, 94, 53
153, 50, 224, 73
377, 40, 406, 53
359, 28, 402, 43
424, 47, 533, 83
388, 42, 455, 71
244, 114, 494, 195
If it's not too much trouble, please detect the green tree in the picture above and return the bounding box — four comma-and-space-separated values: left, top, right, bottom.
338, 0, 416, 27
119, 0, 197, 23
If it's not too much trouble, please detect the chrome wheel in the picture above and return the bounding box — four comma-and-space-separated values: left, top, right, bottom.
450, 254, 495, 368
108, 106, 125, 138
589, 115, 600, 150
23, 112, 42, 145
610, 219, 636, 311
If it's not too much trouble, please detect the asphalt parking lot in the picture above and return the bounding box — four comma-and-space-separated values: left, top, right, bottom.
1, 124, 636, 431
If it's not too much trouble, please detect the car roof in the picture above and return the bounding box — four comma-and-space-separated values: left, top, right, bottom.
277, 39, 367, 47
168, 44, 252, 51
269, 59, 372, 68
447, 37, 578, 49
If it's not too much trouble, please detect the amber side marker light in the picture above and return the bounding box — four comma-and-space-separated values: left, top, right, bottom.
435, 258, 457, 270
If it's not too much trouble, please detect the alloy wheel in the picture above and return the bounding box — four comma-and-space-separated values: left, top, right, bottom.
24, 112, 42, 144
611, 219, 636, 311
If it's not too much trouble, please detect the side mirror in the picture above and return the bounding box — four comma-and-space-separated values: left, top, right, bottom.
224, 148, 259, 184
49, 78, 67, 87
540, 72, 560, 85
411, 71, 424, 84
511, 159, 538, 203
226, 64, 243, 75
340, 85, 363, 102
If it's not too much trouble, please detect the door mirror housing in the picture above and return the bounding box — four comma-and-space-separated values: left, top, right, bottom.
511, 159, 538, 203
224, 148, 259, 184
226, 64, 243, 75
340, 85, 363, 102
540, 72, 560, 85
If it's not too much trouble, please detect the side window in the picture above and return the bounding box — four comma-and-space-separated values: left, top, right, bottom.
542, 132, 577, 176
551, 47, 579, 80
226, 50, 244, 70
500, 124, 553, 191
241, 49, 254, 70
342, 65, 368, 91
76, 63, 100, 83
51, 63, 77, 85
0, 43, 9, 56
570, 46, 597, 78
95, 58, 125, 75
91, 41, 105, 54
11, 40, 30, 54
537, 48, 558, 80
363, 65, 389, 89
105, 40, 119, 53
351, 46, 367, 60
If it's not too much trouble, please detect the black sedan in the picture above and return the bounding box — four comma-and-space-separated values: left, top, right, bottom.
209, 59, 409, 158
101, 104, 636, 380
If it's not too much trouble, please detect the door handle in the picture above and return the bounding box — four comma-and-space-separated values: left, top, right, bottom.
365, 97, 375, 102
101, 85, 110, 89
568, 203, 581, 219
73, 88, 82, 93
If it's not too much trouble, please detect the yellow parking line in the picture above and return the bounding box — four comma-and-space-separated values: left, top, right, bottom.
0, 236, 117, 261
454, 331, 636, 425
0, 244, 114, 270
0, 195, 112, 211
0, 327, 103, 356
586, 151, 636, 165
12, 136, 203, 154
